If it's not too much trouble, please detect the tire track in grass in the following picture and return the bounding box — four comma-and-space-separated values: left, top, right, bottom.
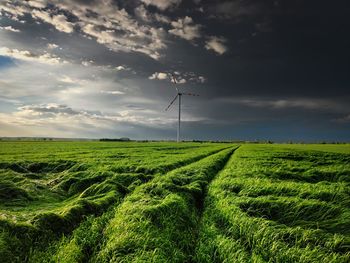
95, 146, 239, 263
31, 145, 230, 234
25, 146, 232, 263
192, 146, 254, 263
189, 146, 241, 261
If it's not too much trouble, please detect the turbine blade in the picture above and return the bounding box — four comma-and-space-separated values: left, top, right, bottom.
172, 75, 177, 84
182, 93, 199, 97
171, 74, 179, 92
165, 94, 179, 111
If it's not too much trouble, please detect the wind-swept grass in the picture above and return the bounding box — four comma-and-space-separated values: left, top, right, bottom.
195, 145, 350, 263
1, 142, 349, 262
0, 141, 229, 262
95, 147, 237, 262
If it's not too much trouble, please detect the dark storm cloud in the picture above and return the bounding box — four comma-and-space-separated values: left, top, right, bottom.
176, 0, 350, 99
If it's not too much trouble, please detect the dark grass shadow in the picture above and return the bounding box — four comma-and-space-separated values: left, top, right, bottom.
0, 181, 33, 201
268, 169, 350, 183
0, 160, 77, 174
238, 199, 350, 236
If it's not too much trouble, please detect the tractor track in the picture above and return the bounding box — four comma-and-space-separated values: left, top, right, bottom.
189, 145, 240, 262
93, 145, 240, 262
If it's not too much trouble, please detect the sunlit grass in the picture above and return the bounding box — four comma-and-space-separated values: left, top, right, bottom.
0, 142, 349, 262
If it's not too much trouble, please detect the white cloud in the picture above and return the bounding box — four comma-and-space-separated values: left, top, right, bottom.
154, 13, 171, 24
0, 26, 20, 32
58, 76, 88, 86
100, 90, 125, 95
197, 76, 206, 83
81, 24, 116, 44
47, 43, 59, 49
205, 36, 228, 55
115, 65, 134, 72
180, 71, 207, 84
141, 0, 182, 11
177, 78, 186, 84
68, 1, 166, 60
149, 72, 169, 80
32, 10, 74, 33
169, 74, 186, 84
149, 71, 206, 84
82, 60, 94, 67
76, 8, 166, 60
26, 0, 47, 9
59, 76, 76, 84
169, 16, 201, 41
0, 47, 64, 65
116, 66, 126, 71
17, 104, 79, 117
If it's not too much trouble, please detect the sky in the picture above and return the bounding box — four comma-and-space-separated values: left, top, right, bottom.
0, 0, 349, 142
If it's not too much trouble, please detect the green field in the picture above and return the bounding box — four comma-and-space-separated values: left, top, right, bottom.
0, 142, 349, 262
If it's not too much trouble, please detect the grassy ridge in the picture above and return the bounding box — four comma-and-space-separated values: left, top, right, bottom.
95, 146, 238, 262
195, 145, 350, 263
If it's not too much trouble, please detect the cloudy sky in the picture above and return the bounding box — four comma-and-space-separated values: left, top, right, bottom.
0, 0, 349, 141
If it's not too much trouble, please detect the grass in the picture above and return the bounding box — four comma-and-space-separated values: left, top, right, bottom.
0, 142, 349, 262
95, 146, 238, 262
195, 144, 350, 263
0, 141, 229, 262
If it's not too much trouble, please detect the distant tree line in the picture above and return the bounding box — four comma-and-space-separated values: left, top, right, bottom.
99, 138, 131, 142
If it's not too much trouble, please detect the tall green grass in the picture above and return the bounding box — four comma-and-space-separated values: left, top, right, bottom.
0, 142, 230, 262
195, 145, 350, 263
95, 147, 237, 262
1, 142, 349, 262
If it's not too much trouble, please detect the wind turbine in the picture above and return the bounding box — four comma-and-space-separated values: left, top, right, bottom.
165, 74, 199, 142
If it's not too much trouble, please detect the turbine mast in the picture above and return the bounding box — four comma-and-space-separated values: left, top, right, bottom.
177, 93, 182, 142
